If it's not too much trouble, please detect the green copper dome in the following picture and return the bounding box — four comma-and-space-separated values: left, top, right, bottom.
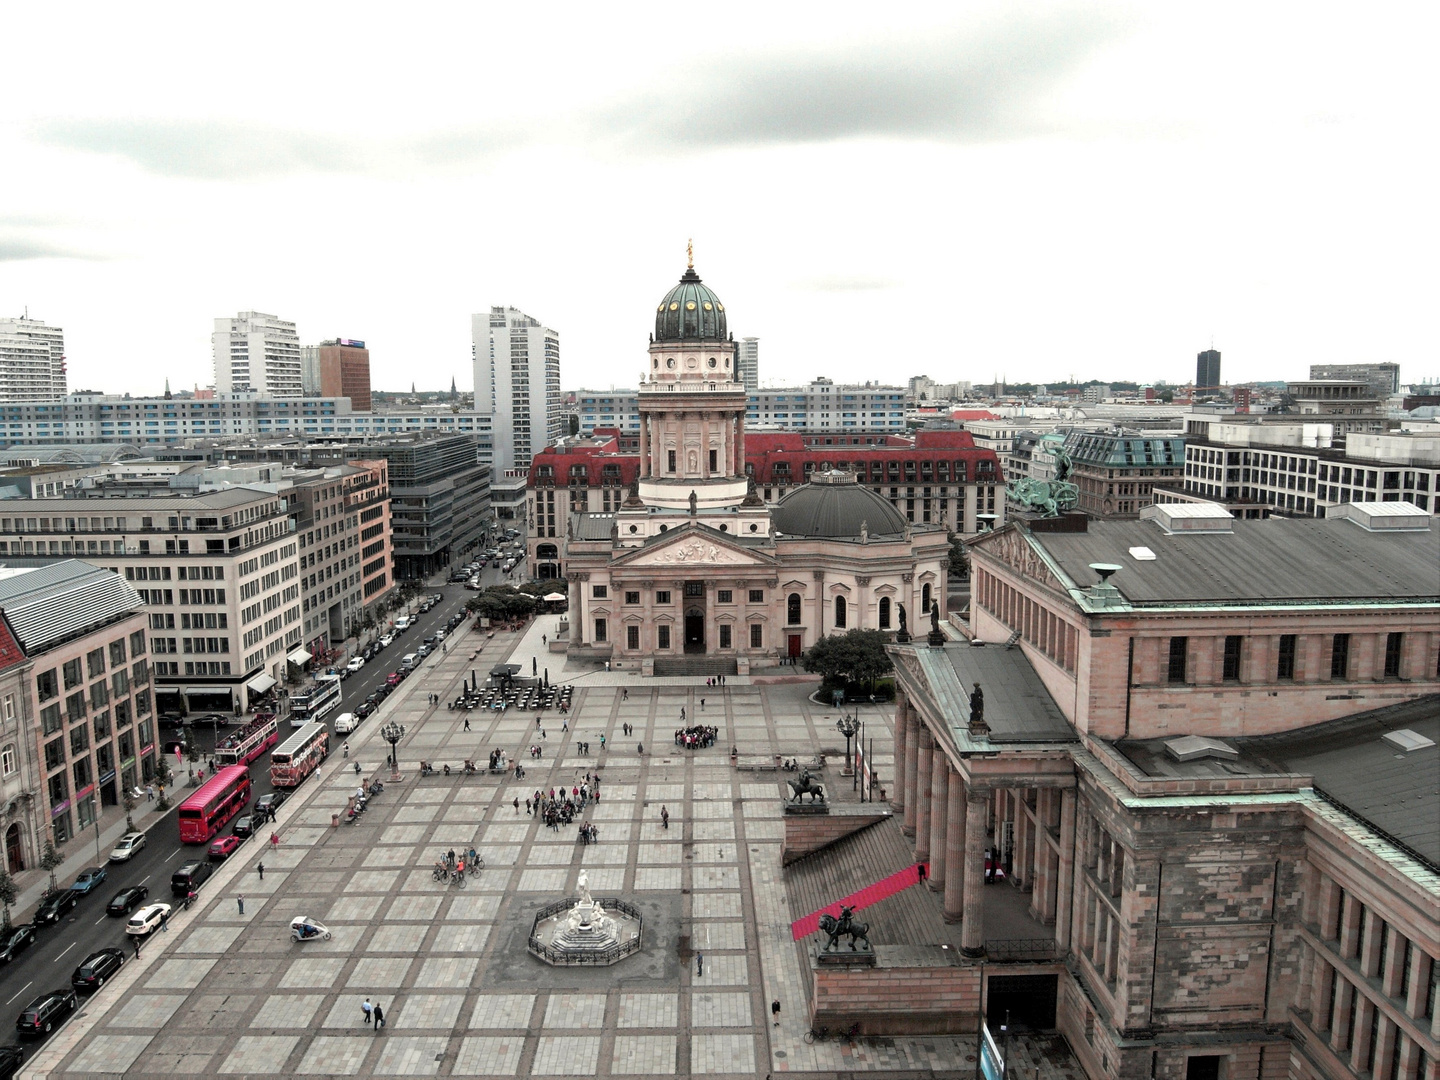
655, 266, 728, 342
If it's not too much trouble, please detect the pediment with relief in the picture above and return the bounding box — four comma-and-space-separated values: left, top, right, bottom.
976, 527, 1066, 593
617, 531, 773, 569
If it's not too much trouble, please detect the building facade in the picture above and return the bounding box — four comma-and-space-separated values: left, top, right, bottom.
737, 337, 759, 393
212, 312, 303, 398
472, 306, 562, 475
0, 316, 67, 403
0, 561, 155, 854
1196, 347, 1222, 390
1310, 362, 1401, 398
301, 340, 372, 411
1287, 381, 1389, 436
0, 490, 302, 715
747, 378, 908, 431
1063, 430, 1186, 517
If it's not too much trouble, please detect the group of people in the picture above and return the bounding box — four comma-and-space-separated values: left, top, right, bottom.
577, 821, 599, 844
674, 724, 719, 749
485, 748, 507, 771
526, 774, 601, 832
527, 744, 545, 759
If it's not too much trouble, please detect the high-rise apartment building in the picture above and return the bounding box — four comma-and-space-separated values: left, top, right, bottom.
472, 307, 561, 474
1309, 361, 1400, 397
213, 311, 303, 397
737, 336, 759, 392
1195, 348, 1222, 390
301, 339, 372, 410
0, 315, 67, 401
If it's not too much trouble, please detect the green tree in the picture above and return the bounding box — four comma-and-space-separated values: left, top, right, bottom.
0, 865, 16, 929
123, 790, 137, 833
947, 531, 970, 580
186, 739, 201, 786
154, 758, 175, 811
39, 837, 64, 895
802, 629, 894, 693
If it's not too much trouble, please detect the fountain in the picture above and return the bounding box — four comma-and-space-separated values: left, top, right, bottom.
527, 871, 644, 966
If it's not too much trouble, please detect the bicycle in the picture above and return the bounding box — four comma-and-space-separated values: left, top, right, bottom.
467, 856, 484, 876
803, 1023, 859, 1045
431, 862, 449, 882
449, 867, 467, 889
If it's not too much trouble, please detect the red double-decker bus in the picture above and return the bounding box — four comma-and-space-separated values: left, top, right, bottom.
178, 765, 253, 844
213, 713, 280, 767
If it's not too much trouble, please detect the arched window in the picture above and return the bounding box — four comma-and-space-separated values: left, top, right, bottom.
787, 593, 802, 625
879, 597, 891, 629
834, 596, 847, 628
922, 583, 932, 613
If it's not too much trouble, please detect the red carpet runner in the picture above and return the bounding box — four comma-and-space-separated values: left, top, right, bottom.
790, 862, 931, 940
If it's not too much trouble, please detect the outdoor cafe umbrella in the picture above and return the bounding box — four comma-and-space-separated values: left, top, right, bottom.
542, 592, 566, 602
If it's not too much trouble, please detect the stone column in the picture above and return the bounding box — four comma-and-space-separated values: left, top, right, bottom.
928, 749, 949, 890
915, 726, 933, 863
943, 768, 965, 922
1030, 790, 1052, 923
701, 413, 711, 478
903, 711, 920, 835
961, 789, 989, 957
734, 413, 745, 476
1055, 788, 1076, 951
891, 694, 908, 813
639, 414, 650, 478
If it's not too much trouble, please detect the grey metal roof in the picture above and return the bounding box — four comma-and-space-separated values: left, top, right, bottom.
1033, 517, 1440, 605
573, 514, 616, 541
0, 488, 280, 512
904, 643, 1078, 746
0, 560, 144, 654
771, 480, 907, 539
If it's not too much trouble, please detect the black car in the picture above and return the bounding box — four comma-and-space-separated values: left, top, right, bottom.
34, 890, 78, 926
15, 989, 77, 1037
70, 948, 124, 993
0, 926, 35, 963
232, 814, 256, 838
255, 791, 286, 815
194, 712, 232, 728
106, 885, 149, 916
355, 701, 375, 720
0, 1043, 24, 1080
170, 861, 213, 897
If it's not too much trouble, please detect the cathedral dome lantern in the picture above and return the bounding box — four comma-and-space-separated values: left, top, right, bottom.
655, 247, 728, 343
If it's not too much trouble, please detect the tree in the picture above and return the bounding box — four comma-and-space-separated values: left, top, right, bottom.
39, 838, 64, 896
123, 790, 137, 833
567, 414, 580, 437
154, 758, 175, 811
802, 629, 894, 693
947, 531, 970, 580
0, 865, 15, 929
186, 739, 201, 786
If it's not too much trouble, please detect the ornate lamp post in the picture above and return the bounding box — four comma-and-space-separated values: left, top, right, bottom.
835, 714, 860, 782
381, 721, 406, 781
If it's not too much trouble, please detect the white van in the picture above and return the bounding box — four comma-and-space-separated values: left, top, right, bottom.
333, 712, 357, 734
401, 653, 419, 671
394, 616, 411, 631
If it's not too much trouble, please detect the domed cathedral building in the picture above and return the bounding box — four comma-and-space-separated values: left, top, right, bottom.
562, 256, 950, 674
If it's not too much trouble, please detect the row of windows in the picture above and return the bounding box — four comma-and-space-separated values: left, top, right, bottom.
1167, 632, 1417, 684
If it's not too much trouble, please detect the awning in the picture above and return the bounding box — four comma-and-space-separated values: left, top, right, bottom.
287, 648, 313, 668
246, 673, 277, 696
543, 593, 567, 602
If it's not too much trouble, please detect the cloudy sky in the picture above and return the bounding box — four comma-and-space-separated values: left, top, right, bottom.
1, 2, 1434, 396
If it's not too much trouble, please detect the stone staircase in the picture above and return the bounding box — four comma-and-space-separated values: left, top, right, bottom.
652, 656, 738, 678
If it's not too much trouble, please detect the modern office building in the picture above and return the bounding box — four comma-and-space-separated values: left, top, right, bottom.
472, 306, 562, 475
0, 489, 302, 716
212, 311, 303, 397
301, 339, 372, 411
1196, 347, 1222, 390
737, 336, 759, 392
0, 560, 155, 850
1310, 362, 1401, 398
747, 378, 908, 431
0, 315, 67, 402
1287, 380, 1390, 436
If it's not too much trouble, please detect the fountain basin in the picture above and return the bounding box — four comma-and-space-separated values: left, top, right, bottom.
528, 896, 644, 966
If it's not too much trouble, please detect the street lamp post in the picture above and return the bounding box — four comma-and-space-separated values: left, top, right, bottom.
381, 721, 406, 782
835, 714, 859, 783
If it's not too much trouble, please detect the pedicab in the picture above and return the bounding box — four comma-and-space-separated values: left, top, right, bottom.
290, 916, 332, 942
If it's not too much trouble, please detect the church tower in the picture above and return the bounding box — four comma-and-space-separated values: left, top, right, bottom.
635, 247, 749, 512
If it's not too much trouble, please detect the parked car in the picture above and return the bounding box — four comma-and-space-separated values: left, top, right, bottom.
0, 926, 35, 963
379, 633, 395, 648
14, 989, 77, 1037
0, 1043, 25, 1079
170, 861, 213, 897
333, 712, 357, 735
416, 644, 432, 659
70, 948, 124, 993
108, 831, 146, 862
355, 701, 375, 720
255, 791, 286, 816
34, 890, 78, 926
386, 672, 403, 687
106, 886, 149, 916
345, 657, 365, 673
70, 867, 107, 895
125, 903, 172, 936
232, 814, 256, 839
208, 835, 243, 861
194, 712, 232, 728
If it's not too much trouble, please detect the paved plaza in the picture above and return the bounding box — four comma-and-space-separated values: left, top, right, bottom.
28, 621, 1079, 1079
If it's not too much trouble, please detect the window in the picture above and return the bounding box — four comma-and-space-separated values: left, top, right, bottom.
787, 593, 802, 624
879, 596, 892, 629
748, 589, 764, 604
1186, 1057, 1222, 1080
0, 745, 13, 776
719, 624, 732, 649
109, 639, 127, 666
62, 658, 84, 690
709, 449, 718, 472
624, 591, 640, 605
657, 625, 670, 649
1384, 632, 1403, 677
750, 623, 763, 648
667, 450, 676, 473
655, 590, 671, 605
591, 585, 608, 599
834, 596, 847, 628
921, 583, 932, 613
1222, 636, 1242, 681
593, 619, 606, 643
1331, 634, 1350, 680
717, 590, 733, 604
36, 669, 58, 702
87, 648, 106, 679
627, 625, 640, 650
684, 582, 704, 598
1167, 637, 1188, 684
1277, 635, 1296, 680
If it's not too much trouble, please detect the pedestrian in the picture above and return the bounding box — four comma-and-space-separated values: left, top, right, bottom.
343, 742, 349, 758
772, 999, 781, 1026
236, 895, 244, 915
372, 1002, 385, 1031
918, 862, 927, 884
700, 697, 705, 710
464, 717, 471, 732
146, 784, 155, 802
599, 734, 605, 750
513, 797, 520, 814
133, 937, 141, 959
542, 633, 547, 645
621, 687, 628, 701
257, 862, 265, 880
562, 719, 567, 732
680, 707, 686, 721
270, 832, 280, 851
637, 742, 644, 755
525, 798, 532, 815
696, 951, 703, 977
161, 909, 169, 932
661, 805, 669, 830
362, 997, 373, 1025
